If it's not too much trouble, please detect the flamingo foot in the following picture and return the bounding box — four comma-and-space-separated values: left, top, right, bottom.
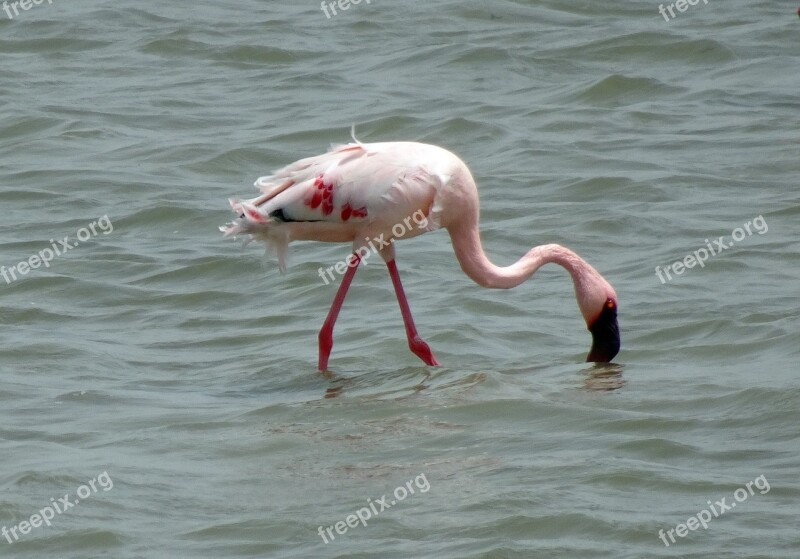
408, 336, 440, 366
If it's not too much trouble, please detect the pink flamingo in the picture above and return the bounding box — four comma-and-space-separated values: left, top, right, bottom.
222, 138, 620, 370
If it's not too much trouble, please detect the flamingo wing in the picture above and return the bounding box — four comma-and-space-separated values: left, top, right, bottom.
243, 142, 449, 226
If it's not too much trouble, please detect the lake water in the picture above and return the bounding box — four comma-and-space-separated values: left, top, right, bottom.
1, 1, 798, 558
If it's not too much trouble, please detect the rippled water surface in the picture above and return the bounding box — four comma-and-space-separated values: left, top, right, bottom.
1, 1, 798, 558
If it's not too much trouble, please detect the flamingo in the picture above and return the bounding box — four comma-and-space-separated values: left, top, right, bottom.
222, 137, 620, 370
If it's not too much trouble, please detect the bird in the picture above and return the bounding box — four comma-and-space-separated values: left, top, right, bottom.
221, 135, 620, 370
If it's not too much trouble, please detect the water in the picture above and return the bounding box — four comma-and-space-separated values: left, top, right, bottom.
1, 1, 798, 557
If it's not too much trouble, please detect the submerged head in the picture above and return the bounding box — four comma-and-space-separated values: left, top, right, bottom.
586, 298, 620, 362
572, 265, 620, 363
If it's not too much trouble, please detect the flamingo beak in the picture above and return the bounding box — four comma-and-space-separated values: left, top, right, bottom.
586, 299, 620, 363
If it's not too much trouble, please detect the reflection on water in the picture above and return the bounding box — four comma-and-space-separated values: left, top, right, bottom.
582, 363, 626, 392
320, 369, 347, 399
319, 368, 482, 399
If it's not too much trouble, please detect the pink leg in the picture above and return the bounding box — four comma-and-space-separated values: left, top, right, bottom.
318, 253, 361, 371
386, 259, 440, 366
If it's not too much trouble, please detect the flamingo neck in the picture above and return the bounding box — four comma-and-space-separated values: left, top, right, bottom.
448, 224, 586, 289
446, 222, 615, 329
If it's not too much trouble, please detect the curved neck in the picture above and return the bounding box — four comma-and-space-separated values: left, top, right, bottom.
446, 220, 616, 328
447, 223, 587, 290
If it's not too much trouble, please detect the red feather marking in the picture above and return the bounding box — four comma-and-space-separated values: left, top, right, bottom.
244, 206, 266, 223
352, 206, 368, 218
303, 174, 337, 216
341, 204, 352, 222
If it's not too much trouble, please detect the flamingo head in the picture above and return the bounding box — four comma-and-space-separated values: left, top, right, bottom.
574, 270, 620, 363
585, 297, 620, 362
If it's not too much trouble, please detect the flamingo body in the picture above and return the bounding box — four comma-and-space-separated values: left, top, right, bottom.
222, 139, 621, 368
224, 142, 460, 268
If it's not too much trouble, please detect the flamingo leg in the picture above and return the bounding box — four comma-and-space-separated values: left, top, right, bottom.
386, 259, 440, 366
318, 253, 361, 371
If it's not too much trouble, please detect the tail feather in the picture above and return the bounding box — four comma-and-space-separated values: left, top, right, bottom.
220, 200, 290, 273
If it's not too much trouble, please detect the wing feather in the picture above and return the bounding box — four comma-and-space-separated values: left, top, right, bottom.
246, 142, 448, 228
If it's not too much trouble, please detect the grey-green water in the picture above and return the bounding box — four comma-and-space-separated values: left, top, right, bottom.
1, 1, 798, 558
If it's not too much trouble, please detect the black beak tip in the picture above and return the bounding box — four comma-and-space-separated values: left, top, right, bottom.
586, 299, 620, 363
